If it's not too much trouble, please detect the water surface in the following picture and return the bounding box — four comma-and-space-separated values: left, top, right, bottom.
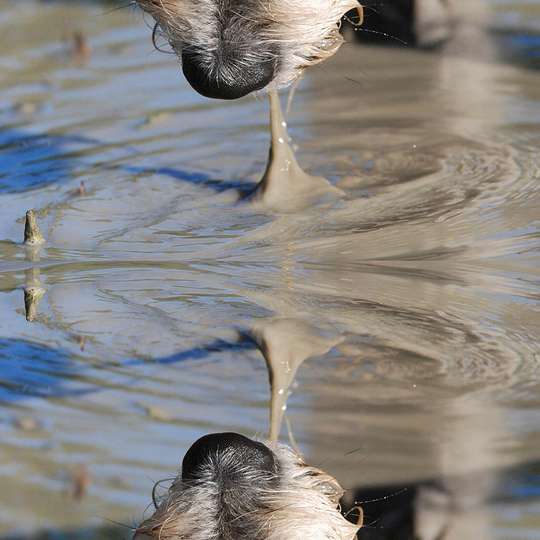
0, 1, 539, 539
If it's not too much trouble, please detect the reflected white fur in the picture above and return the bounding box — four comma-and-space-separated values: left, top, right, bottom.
135, 441, 360, 540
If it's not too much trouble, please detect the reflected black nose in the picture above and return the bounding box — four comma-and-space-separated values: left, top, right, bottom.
181, 48, 277, 100
182, 432, 280, 485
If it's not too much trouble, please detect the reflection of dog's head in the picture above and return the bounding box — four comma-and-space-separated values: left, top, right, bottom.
134, 432, 360, 540
136, 1, 360, 99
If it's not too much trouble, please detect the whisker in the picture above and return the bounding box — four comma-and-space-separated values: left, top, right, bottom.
350, 27, 409, 46
354, 487, 409, 505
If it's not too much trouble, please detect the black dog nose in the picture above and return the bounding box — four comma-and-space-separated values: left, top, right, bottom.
182, 432, 280, 485
181, 49, 277, 100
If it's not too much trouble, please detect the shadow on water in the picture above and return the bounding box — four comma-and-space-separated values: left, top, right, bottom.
0, 338, 84, 402
493, 29, 540, 70
0, 130, 100, 194
343, 462, 540, 540
0, 335, 256, 403
345, 2, 540, 72
0, 334, 256, 403
0, 127, 251, 195
119, 164, 252, 195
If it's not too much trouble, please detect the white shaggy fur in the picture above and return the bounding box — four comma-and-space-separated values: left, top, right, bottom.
136, 0, 361, 88
134, 441, 360, 540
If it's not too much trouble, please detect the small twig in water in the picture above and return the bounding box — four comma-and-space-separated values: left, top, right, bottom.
24, 210, 45, 246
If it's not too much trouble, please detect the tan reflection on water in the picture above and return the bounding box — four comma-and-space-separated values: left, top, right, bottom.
250, 318, 342, 442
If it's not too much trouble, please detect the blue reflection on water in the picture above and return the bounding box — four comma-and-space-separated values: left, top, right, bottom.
0, 335, 254, 403
0, 129, 101, 194
494, 30, 540, 68
0, 338, 86, 402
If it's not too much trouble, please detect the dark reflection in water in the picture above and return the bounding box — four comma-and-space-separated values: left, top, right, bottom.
0, 339, 82, 401
346, 462, 540, 540
0, 334, 256, 404
0, 130, 99, 194
0, 125, 247, 196
494, 30, 540, 69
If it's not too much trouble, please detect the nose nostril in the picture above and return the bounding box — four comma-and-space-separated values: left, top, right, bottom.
181, 49, 277, 100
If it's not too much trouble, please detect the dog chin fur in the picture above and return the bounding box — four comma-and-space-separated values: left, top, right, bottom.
136, 0, 360, 90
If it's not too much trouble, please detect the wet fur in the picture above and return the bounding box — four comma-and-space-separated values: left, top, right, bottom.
135, 441, 360, 540
136, 0, 360, 89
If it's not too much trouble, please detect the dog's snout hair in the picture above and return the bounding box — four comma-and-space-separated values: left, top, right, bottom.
135, 433, 360, 540
136, 0, 360, 98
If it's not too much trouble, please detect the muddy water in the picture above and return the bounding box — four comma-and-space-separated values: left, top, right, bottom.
1, 0, 539, 538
